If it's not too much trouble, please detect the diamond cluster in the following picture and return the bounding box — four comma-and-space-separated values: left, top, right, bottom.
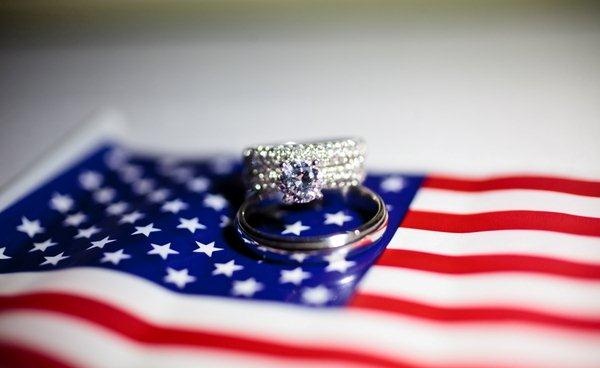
243, 138, 366, 203
279, 160, 323, 203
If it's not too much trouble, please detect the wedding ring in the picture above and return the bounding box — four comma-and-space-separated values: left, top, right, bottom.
236, 186, 387, 254
236, 138, 388, 256
243, 138, 366, 204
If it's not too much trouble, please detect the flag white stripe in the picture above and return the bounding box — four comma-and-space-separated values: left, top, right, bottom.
0, 268, 432, 361
1, 313, 599, 368
0, 312, 300, 368
357, 266, 600, 317
411, 188, 600, 217
0, 268, 599, 368
388, 228, 600, 264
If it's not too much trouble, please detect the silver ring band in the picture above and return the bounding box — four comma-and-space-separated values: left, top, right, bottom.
243, 138, 366, 204
235, 186, 388, 254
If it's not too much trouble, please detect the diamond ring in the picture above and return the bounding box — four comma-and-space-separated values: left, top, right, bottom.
236, 138, 388, 257
243, 138, 366, 204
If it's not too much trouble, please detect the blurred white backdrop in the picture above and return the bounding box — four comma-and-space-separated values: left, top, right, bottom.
1, 1, 599, 186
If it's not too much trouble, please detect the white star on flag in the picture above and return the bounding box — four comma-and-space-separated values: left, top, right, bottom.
148, 188, 171, 203
148, 242, 179, 260
88, 236, 115, 250
301, 286, 332, 305
41, 252, 69, 266
0, 247, 11, 260
187, 177, 210, 192
203, 194, 228, 211
161, 199, 188, 214
119, 164, 143, 183
169, 166, 194, 183
132, 178, 155, 195
156, 160, 177, 176
17, 217, 44, 238
279, 267, 311, 285
380, 176, 406, 192
49, 193, 74, 213
104, 148, 129, 169
132, 223, 161, 237
282, 221, 310, 236
79, 170, 103, 190
324, 252, 355, 273
119, 211, 144, 224
164, 267, 196, 289
106, 201, 129, 216
30, 239, 57, 253
64, 212, 87, 227
324, 211, 353, 226
325, 258, 355, 273
157, 156, 178, 169
100, 249, 131, 265
219, 215, 231, 228
210, 156, 235, 174
75, 226, 101, 239
232, 278, 263, 297
93, 187, 116, 204
289, 253, 308, 263
177, 217, 206, 234
194, 241, 223, 257
213, 260, 244, 277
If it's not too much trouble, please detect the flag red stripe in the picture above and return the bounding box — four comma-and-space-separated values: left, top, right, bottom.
401, 210, 600, 237
423, 175, 600, 197
0, 341, 78, 368
350, 293, 600, 332
376, 249, 600, 279
0, 292, 482, 368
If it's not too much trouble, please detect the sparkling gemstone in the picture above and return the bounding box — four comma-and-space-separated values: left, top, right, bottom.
279, 160, 323, 204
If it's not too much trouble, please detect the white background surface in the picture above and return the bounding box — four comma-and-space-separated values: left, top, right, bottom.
1, 2, 599, 186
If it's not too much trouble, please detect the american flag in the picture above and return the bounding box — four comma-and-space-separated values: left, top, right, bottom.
0, 141, 599, 368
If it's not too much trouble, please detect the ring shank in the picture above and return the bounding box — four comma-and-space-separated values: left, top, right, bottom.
235, 186, 388, 253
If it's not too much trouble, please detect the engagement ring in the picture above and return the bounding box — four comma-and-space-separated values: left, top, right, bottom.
243, 138, 366, 204
236, 138, 387, 256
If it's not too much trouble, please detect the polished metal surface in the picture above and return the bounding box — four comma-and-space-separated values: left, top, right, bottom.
235, 185, 388, 253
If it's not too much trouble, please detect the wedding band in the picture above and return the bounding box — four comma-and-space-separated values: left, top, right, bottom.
243, 138, 366, 204
235, 186, 388, 254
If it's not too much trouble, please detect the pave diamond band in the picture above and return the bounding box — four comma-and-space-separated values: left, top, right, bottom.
244, 138, 366, 169
243, 138, 366, 204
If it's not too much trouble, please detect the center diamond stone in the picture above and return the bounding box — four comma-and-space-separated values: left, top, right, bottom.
279, 160, 323, 204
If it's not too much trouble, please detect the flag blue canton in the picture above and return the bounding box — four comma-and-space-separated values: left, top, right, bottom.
0, 144, 423, 306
